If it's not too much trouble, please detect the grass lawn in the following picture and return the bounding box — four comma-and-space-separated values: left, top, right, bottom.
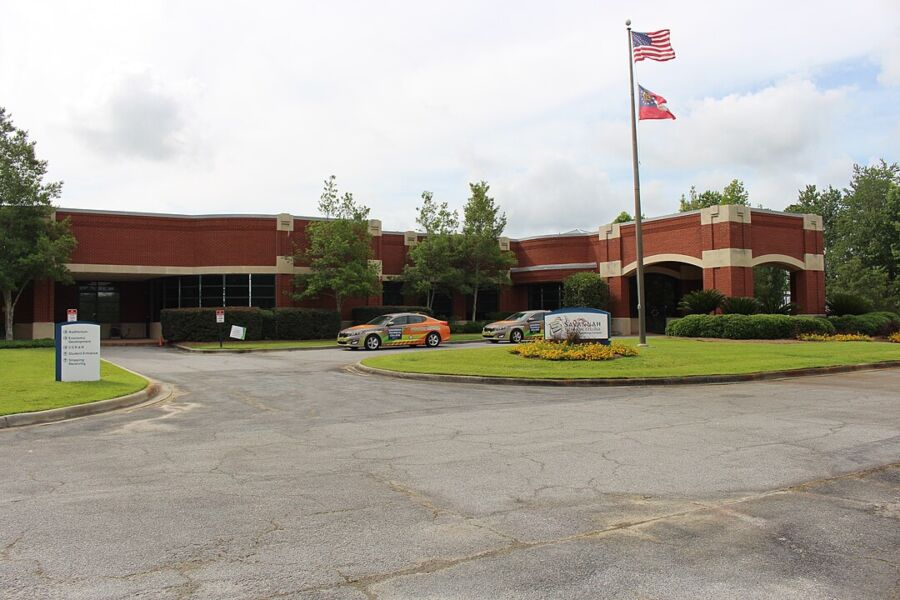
361, 337, 900, 379
185, 333, 487, 350
1, 348, 148, 416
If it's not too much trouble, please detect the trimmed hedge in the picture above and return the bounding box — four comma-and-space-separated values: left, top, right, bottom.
161, 307, 341, 342
268, 308, 341, 340
451, 320, 489, 334
0, 338, 55, 349
351, 305, 432, 324
666, 314, 835, 339
828, 311, 900, 336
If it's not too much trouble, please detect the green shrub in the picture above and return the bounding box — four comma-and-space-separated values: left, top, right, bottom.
826, 292, 873, 316
678, 289, 725, 315
666, 314, 831, 339
562, 272, 610, 310
829, 311, 900, 336
450, 320, 489, 334
721, 296, 761, 315
161, 307, 266, 342
271, 308, 340, 340
791, 316, 836, 336
485, 311, 511, 321
0, 338, 55, 349
351, 305, 432, 324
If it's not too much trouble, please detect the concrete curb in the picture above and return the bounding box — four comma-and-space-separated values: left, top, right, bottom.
0, 381, 173, 429
354, 360, 900, 387
174, 339, 486, 354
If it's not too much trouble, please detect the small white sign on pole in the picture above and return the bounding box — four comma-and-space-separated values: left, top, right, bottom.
229, 325, 246, 340
215, 309, 225, 324
56, 322, 101, 382
67, 309, 77, 322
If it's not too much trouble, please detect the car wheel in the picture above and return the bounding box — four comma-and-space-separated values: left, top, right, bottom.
425, 332, 441, 348
365, 334, 381, 350
510, 329, 524, 344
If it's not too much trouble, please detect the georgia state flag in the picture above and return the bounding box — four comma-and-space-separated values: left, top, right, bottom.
638, 85, 676, 120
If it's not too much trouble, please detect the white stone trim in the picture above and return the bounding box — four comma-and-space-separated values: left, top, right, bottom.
66, 263, 312, 277
276, 256, 295, 274
404, 231, 418, 246
701, 248, 753, 268
804, 253, 825, 271
599, 223, 621, 241
622, 253, 704, 275
700, 204, 752, 225
598, 260, 622, 278
510, 262, 597, 274
498, 237, 510, 251
276, 213, 294, 231
611, 318, 636, 336
368, 219, 383, 237
803, 214, 823, 231
750, 254, 805, 271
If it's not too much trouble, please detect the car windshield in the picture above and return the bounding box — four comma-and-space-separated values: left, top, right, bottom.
367, 315, 394, 326
505, 312, 527, 321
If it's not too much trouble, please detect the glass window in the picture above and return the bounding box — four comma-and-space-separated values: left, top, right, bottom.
250, 274, 276, 308
225, 274, 250, 307
390, 315, 409, 326
201, 274, 224, 308
180, 276, 200, 307
77, 281, 120, 323
408, 315, 426, 324
382, 281, 404, 305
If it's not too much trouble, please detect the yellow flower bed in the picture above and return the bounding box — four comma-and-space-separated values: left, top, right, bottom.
797, 333, 873, 342
889, 332, 900, 343
509, 340, 639, 361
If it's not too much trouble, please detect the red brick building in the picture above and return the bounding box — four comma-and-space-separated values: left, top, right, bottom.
5, 205, 825, 339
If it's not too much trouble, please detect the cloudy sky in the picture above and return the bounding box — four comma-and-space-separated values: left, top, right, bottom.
2, 1, 899, 237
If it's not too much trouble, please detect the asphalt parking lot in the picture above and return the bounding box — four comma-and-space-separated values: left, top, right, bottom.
2, 345, 899, 599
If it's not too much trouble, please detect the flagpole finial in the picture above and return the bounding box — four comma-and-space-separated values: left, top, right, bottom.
625, 19, 631, 27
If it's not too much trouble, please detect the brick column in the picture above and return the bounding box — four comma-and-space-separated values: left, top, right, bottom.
703, 266, 753, 297
792, 266, 826, 315
31, 279, 56, 339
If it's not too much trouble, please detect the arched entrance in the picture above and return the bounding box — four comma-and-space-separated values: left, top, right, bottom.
626, 260, 703, 333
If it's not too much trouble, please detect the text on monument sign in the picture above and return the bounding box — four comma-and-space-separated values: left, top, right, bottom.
544, 308, 611, 344
55, 322, 101, 382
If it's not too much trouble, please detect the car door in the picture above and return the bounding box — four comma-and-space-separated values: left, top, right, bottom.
386, 315, 408, 344
406, 314, 428, 342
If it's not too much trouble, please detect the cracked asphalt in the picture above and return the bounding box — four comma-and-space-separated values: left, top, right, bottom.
2, 345, 899, 599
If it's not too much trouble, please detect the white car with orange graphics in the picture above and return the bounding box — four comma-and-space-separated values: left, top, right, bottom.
337, 312, 451, 350
481, 310, 550, 343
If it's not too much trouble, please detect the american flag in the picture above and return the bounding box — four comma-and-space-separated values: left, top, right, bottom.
631, 30, 676, 62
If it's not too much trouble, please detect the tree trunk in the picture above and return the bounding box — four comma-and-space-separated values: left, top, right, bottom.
426, 289, 434, 311
3, 289, 14, 341
471, 287, 479, 322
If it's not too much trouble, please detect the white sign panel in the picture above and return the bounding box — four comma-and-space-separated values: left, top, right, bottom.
56, 323, 101, 382
229, 325, 246, 340
544, 308, 611, 343
67, 308, 77, 322
216, 309, 225, 324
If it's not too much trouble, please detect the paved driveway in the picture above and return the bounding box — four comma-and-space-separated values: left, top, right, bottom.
2, 346, 899, 599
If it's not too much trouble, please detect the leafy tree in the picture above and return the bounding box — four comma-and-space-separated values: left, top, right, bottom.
753, 266, 790, 313
0, 108, 76, 340
612, 211, 632, 223
786, 161, 899, 312
459, 181, 517, 321
678, 179, 749, 212
562, 272, 610, 309
677, 289, 724, 315
293, 176, 380, 314
402, 191, 464, 310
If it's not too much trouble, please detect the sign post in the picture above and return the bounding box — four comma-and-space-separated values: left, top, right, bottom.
215, 309, 225, 348
56, 322, 101, 382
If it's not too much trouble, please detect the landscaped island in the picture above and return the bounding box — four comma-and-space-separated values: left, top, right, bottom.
2, 348, 147, 416
360, 337, 900, 380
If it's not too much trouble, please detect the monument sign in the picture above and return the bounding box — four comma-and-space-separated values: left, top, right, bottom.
55, 322, 101, 382
544, 307, 612, 344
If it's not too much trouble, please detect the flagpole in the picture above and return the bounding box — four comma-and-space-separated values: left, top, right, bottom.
625, 19, 648, 346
